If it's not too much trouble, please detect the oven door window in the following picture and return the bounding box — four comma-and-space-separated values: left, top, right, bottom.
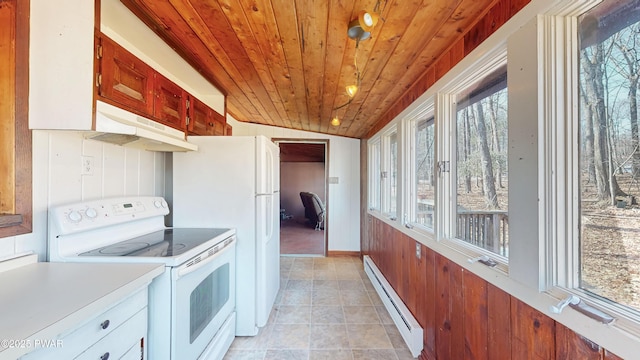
172, 242, 235, 360
190, 264, 229, 343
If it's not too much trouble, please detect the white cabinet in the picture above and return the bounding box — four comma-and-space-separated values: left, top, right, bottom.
29, 0, 95, 130
74, 309, 146, 360
20, 289, 148, 360
0, 261, 163, 360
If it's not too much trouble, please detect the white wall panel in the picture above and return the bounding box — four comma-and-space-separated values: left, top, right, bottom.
0, 239, 15, 260
29, 0, 94, 130
48, 132, 83, 206
154, 153, 166, 196
10, 132, 165, 261
81, 139, 105, 199
102, 145, 126, 198
139, 151, 157, 196
124, 149, 139, 196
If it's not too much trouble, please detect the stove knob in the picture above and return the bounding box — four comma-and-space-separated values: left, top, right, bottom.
85, 208, 98, 219
154, 200, 162, 208
161, 199, 168, 208
67, 210, 82, 223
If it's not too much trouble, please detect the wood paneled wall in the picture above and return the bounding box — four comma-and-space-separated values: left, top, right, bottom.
363, 216, 624, 360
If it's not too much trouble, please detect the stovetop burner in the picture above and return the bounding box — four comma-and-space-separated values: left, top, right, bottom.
79, 228, 231, 258
98, 242, 151, 255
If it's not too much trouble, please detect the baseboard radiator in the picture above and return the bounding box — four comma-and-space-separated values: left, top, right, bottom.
363, 255, 423, 357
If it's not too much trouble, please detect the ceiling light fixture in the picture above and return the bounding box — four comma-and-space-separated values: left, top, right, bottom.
347, 2, 384, 41
345, 84, 358, 98
358, 9, 378, 32
347, 18, 371, 41
332, 1, 387, 128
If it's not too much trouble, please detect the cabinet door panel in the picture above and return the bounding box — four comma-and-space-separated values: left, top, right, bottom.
188, 97, 213, 135
99, 36, 154, 115
211, 110, 226, 136
154, 75, 186, 129
188, 97, 226, 136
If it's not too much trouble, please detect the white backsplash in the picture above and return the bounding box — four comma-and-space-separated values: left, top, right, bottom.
1, 130, 166, 261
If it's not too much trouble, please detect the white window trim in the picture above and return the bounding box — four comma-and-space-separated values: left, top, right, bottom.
437, 49, 509, 266
404, 102, 436, 236
545, 0, 640, 340
381, 125, 399, 220
368, 137, 381, 212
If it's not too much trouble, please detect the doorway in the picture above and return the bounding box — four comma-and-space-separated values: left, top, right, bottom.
275, 139, 328, 256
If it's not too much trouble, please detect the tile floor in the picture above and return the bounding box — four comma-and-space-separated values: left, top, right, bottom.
224, 256, 415, 360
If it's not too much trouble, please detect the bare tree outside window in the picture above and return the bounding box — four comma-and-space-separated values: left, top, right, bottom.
413, 117, 435, 228
455, 69, 509, 257
579, 0, 640, 312
389, 132, 398, 217
369, 141, 381, 211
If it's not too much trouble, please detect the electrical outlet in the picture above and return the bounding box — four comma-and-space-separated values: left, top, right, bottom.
415, 242, 421, 259
81, 156, 94, 176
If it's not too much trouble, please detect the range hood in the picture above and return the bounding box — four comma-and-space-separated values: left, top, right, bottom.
88, 100, 198, 152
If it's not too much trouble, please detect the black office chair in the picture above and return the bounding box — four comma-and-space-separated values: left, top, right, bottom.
299, 192, 325, 230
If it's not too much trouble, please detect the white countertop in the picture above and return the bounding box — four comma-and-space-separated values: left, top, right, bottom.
0, 259, 164, 360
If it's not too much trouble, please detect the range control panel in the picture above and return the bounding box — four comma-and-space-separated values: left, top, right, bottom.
50, 196, 169, 235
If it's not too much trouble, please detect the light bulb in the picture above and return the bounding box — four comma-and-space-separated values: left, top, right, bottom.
331, 117, 341, 127
363, 12, 373, 27
358, 10, 375, 32
369, 12, 380, 27
345, 84, 358, 98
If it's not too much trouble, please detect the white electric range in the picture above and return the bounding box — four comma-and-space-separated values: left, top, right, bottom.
48, 196, 236, 360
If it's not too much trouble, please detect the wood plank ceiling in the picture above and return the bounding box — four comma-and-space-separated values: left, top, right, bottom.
120, 0, 498, 139
280, 143, 325, 162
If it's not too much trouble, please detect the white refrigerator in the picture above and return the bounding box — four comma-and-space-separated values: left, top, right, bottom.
172, 135, 280, 336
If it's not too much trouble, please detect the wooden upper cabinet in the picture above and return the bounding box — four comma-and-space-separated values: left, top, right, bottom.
188, 96, 227, 136
210, 109, 226, 136
154, 74, 187, 129
96, 33, 222, 135
98, 35, 154, 115
188, 96, 213, 135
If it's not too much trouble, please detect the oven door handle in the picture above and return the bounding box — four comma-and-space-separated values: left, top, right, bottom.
175, 240, 234, 279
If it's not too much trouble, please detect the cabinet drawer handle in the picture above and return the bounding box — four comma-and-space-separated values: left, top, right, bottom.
208, 122, 214, 127
100, 320, 110, 330
100, 352, 110, 360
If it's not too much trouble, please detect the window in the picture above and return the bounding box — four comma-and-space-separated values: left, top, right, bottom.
454, 67, 508, 257
382, 129, 398, 218
368, 138, 381, 211
0, 0, 31, 238
408, 114, 435, 229
578, 0, 640, 313
369, 127, 399, 219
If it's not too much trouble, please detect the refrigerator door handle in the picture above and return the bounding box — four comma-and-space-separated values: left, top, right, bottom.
265, 196, 273, 241
266, 145, 274, 194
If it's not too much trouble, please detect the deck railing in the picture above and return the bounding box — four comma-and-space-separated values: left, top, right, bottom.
456, 210, 508, 256
415, 200, 508, 256
416, 201, 435, 227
